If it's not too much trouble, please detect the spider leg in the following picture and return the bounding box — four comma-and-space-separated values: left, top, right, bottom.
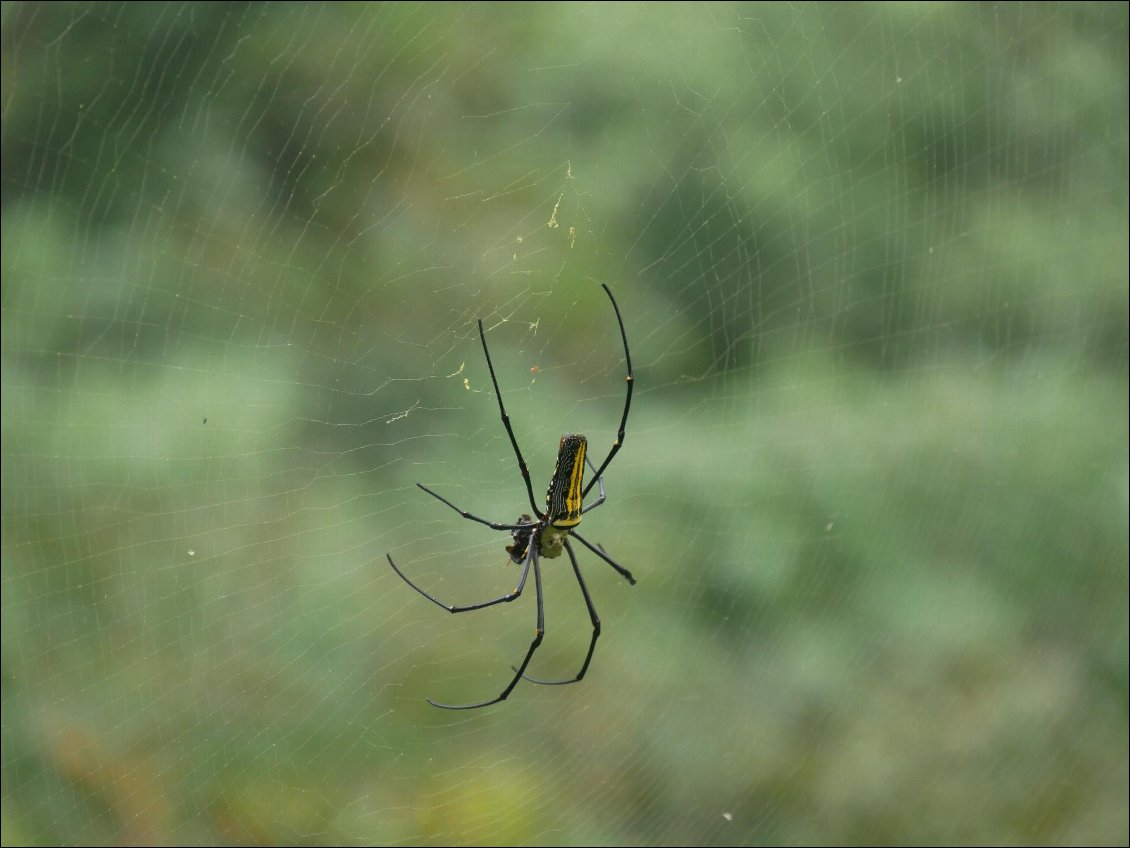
515, 539, 599, 686
571, 531, 636, 586
415, 483, 535, 531
386, 546, 534, 613
427, 543, 546, 710
580, 456, 606, 514
478, 318, 544, 519
581, 284, 634, 499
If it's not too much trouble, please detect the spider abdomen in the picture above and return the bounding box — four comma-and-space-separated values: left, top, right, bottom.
546, 433, 587, 528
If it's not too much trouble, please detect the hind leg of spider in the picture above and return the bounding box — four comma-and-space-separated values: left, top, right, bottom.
478, 318, 543, 519
516, 539, 599, 686
427, 544, 546, 710
571, 531, 636, 586
385, 546, 535, 613
581, 284, 634, 500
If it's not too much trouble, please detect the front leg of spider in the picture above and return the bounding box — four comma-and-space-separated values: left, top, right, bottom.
384, 284, 636, 709
513, 539, 601, 686
514, 456, 634, 687
426, 537, 547, 710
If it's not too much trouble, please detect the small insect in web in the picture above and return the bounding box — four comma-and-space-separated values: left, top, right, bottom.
386, 284, 636, 710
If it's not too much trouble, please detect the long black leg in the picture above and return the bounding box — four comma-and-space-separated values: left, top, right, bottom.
386, 547, 534, 613
571, 531, 636, 585
581, 456, 606, 515
581, 284, 634, 499
516, 539, 599, 686
427, 545, 546, 710
478, 319, 543, 519
415, 483, 536, 532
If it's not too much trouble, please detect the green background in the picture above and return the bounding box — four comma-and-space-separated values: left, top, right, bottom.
2, 3, 1127, 844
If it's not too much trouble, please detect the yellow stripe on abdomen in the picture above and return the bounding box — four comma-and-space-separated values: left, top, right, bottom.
547, 433, 587, 528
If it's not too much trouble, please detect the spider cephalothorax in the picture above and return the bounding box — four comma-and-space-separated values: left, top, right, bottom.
386, 285, 635, 710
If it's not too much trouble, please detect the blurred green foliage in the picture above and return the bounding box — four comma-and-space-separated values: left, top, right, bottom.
2, 2, 1127, 845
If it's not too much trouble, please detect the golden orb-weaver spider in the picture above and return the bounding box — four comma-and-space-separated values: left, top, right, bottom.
386, 284, 635, 710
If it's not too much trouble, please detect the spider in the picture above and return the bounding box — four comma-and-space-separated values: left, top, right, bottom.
386, 284, 635, 710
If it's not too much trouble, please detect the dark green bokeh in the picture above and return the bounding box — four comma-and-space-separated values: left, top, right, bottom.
2, 2, 1126, 845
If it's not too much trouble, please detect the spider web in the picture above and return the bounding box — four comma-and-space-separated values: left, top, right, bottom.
2, 3, 1127, 845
